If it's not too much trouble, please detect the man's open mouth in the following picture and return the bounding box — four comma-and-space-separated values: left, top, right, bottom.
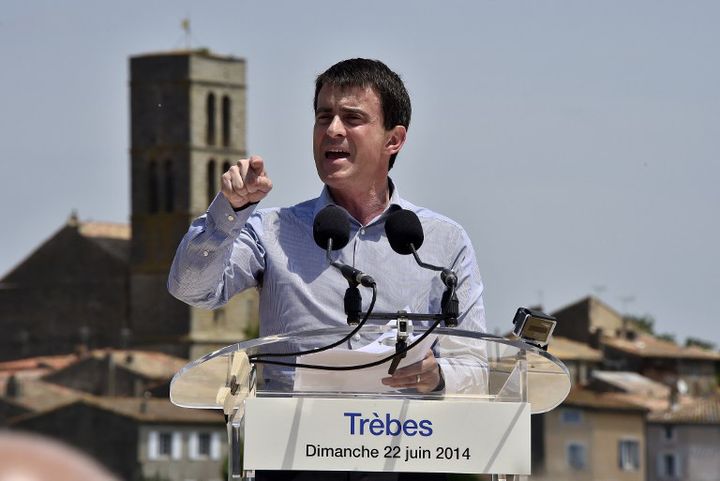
325, 150, 350, 160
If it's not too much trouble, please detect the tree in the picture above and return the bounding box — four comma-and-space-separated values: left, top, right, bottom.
685, 337, 716, 351
656, 333, 677, 344
623, 315, 655, 334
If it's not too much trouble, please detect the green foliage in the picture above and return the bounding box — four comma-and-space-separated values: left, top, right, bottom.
244, 319, 260, 340
685, 337, 716, 351
656, 333, 677, 343
623, 315, 655, 334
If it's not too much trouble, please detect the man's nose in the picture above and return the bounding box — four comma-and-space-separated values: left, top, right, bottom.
326, 116, 346, 137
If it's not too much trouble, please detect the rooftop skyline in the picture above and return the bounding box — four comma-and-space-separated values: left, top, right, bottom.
2, 1, 718, 346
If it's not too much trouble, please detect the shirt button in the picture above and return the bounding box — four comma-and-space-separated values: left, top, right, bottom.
227, 215, 235, 221
202, 250, 209, 257
360, 228, 366, 235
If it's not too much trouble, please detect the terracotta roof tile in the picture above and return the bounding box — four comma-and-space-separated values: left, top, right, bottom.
563, 386, 649, 412
87, 397, 223, 423
0, 379, 83, 412
548, 336, 603, 361
649, 396, 720, 424
602, 333, 720, 360
86, 349, 187, 380
0, 354, 79, 374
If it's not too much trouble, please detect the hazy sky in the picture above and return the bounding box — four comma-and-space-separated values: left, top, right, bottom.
2, 1, 718, 346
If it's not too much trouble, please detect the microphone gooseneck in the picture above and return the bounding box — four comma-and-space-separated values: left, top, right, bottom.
385, 209, 459, 327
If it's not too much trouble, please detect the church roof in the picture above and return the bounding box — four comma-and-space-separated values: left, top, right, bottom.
0, 214, 130, 282
76, 219, 130, 261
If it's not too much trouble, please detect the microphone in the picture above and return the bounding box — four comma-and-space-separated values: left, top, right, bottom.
313, 205, 376, 288
313, 205, 376, 325
313, 204, 350, 251
385, 209, 459, 326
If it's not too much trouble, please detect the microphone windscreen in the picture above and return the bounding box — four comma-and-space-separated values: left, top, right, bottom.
313, 205, 350, 250
385, 209, 424, 255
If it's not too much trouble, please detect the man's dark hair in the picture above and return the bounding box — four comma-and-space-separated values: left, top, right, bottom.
314, 58, 411, 170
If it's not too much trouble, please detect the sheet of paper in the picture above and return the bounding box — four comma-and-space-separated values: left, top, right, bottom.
293, 332, 437, 393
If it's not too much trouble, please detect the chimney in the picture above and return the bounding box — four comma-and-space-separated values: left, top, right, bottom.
5, 375, 20, 398
140, 391, 151, 414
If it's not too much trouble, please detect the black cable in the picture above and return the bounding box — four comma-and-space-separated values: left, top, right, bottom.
247, 284, 378, 361
250, 317, 443, 371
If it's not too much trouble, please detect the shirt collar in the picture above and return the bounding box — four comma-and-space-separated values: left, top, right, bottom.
311, 178, 405, 225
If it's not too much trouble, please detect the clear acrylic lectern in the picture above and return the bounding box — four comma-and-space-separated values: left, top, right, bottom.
170, 325, 571, 481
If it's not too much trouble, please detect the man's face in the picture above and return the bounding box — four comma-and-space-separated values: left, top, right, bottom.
313, 84, 403, 193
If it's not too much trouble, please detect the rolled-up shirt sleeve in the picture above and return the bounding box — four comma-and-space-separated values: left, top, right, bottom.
168, 193, 266, 309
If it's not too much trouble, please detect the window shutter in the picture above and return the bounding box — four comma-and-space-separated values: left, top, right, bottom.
188, 431, 198, 460
211, 431, 222, 460
148, 431, 159, 460
172, 432, 183, 460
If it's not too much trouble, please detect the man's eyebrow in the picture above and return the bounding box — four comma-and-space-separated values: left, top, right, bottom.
315, 106, 369, 115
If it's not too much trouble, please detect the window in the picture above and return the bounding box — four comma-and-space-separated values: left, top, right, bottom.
198, 432, 211, 456
148, 160, 159, 214
567, 443, 586, 470
213, 308, 226, 325
206, 93, 216, 145
223, 160, 231, 173
663, 425, 675, 441
207, 159, 217, 205
148, 430, 181, 460
560, 408, 583, 424
619, 439, 640, 471
164, 159, 174, 212
658, 452, 681, 478
222, 95, 231, 146
189, 431, 222, 460
159, 432, 173, 457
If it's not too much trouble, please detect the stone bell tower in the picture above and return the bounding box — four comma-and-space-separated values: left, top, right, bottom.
129, 50, 258, 358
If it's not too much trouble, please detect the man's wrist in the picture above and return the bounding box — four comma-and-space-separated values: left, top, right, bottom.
233, 201, 259, 212
433, 364, 445, 392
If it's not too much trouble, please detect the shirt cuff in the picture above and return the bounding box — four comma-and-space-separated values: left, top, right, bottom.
207, 193, 258, 235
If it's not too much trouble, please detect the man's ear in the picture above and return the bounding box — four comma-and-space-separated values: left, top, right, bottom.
384, 125, 407, 156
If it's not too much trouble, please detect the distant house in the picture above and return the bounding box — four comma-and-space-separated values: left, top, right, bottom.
0, 377, 81, 426
530, 386, 648, 481
10, 397, 226, 481
602, 334, 720, 396
552, 296, 625, 345
547, 336, 603, 386
647, 396, 720, 481
41, 349, 187, 397
0, 354, 84, 425
551, 296, 720, 395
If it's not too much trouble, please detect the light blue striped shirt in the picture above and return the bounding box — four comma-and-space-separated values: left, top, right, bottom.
168, 181, 486, 337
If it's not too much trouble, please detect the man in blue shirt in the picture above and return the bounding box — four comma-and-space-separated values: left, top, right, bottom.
169, 58, 487, 480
